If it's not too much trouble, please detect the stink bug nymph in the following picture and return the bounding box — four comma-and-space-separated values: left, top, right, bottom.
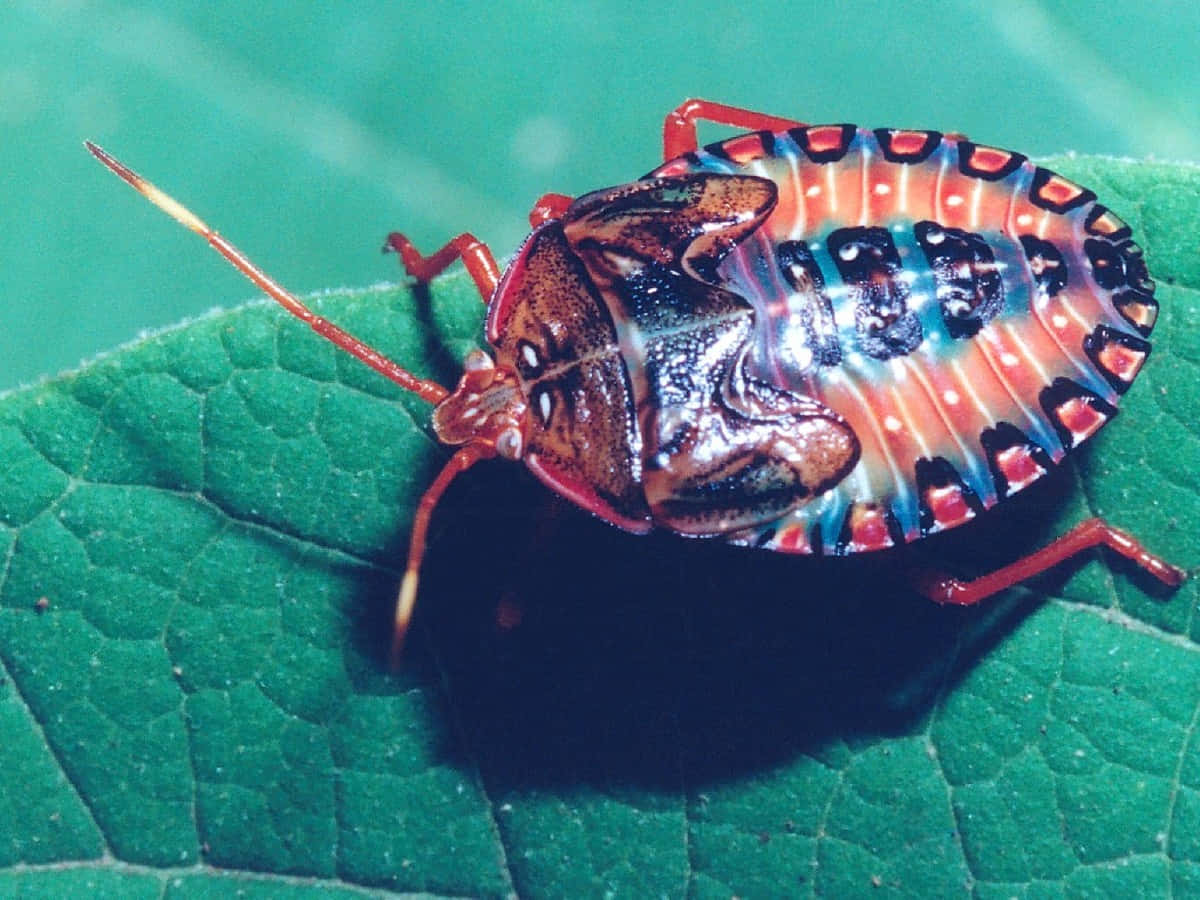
87, 99, 1186, 659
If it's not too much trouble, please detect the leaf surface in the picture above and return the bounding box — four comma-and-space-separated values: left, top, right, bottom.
1, 157, 1198, 898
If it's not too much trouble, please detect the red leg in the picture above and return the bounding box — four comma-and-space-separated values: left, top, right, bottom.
529, 192, 573, 226
391, 443, 493, 664
663, 98, 807, 160
912, 518, 1186, 607
384, 232, 500, 303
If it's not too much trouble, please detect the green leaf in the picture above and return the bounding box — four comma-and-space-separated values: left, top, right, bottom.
1, 156, 1198, 897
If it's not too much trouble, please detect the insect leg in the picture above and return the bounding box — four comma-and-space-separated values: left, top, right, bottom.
392, 443, 492, 664
911, 518, 1186, 606
383, 232, 500, 303
528, 192, 573, 226
662, 98, 806, 160
85, 142, 450, 406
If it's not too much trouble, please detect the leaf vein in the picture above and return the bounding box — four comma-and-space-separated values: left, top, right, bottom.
0, 649, 111, 857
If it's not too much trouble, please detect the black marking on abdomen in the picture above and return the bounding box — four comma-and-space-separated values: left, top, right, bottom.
915, 456, 984, 535
1038, 377, 1118, 450
777, 240, 842, 368
1019, 235, 1069, 297
828, 226, 922, 359
1084, 238, 1129, 290
1029, 167, 1097, 213
874, 129, 942, 164
1084, 236, 1156, 296
1084, 205, 1133, 242
703, 130, 775, 162
980, 423, 1053, 499
835, 501, 904, 555
957, 142, 1027, 181
1079, 214, 1157, 336
1083, 325, 1151, 394
1112, 289, 1159, 337
1115, 241, 1155, 294
790, 124, 857, 163
702, 139, 735, 161
1107, 241, 1158, 337
914, 221, 1005, 338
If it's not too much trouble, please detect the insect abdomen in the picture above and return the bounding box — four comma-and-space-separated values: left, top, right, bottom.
653, 127, 1156, 554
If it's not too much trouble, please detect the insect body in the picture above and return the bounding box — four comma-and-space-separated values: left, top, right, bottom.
87, 100, 1184, 656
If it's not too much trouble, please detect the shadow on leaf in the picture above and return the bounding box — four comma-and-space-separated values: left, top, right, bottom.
353, 448, 1145, 793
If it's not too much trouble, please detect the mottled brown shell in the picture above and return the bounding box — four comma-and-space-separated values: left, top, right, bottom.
487, 223, 648, 529
486, 174, 861, 534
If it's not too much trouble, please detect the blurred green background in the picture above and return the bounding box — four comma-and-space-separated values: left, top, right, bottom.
5, 1, 1198, 390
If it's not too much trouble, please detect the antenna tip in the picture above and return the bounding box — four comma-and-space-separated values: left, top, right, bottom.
85, 141, 211, 236
84, 140, 123, 173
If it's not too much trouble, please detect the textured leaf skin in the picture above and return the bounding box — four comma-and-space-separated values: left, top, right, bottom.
0, 157, 1197, 897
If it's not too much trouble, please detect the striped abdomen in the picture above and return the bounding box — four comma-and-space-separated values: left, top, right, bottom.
652, 126, 1157, 555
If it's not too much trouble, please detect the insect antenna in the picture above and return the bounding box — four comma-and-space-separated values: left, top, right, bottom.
86, 141, 495, 663
84, 141, 450, 406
